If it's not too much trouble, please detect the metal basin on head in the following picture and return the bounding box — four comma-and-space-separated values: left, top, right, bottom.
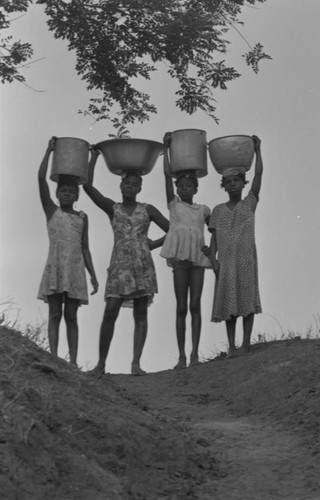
96, 138, 163, 176
208, 135, 254, 174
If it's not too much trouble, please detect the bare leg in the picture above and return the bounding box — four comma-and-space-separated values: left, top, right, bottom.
64, 296, 80, 365
173, 268, 189, 369
131, 296, 149, 375
242, 313, 254, 352
189, 267, 205, 366
89, 298, 123, 377
47, 294, 63, 357
226, 316, 237, 355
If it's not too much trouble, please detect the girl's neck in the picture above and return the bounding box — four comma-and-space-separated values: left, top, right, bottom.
122, 198, 138, 216
180, 196, 193, 205
228, 193, 242, 204
60, 205, 77, 214
122, 196, 137, 206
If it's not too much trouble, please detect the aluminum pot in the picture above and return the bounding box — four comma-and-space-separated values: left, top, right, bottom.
50, 137, 89, 184
169, 129, 207, 178
208, 135, 254, 174
96, 138, 163, 176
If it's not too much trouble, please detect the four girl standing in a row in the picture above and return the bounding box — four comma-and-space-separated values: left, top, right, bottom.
37, 134, 263, 370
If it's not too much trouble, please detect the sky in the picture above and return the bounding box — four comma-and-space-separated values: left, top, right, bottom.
1, 0, 319, 374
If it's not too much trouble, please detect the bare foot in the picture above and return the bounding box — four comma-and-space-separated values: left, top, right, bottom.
131, 364, 147, 376
173, 358, 187, 370
227, 347, 252, 358
189, 355, 201, 367
239, 346, 252, 356
87, 364, 105, 379
226, 348, 240, 359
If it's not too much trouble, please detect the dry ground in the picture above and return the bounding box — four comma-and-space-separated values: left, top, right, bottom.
1, 326, 320, 499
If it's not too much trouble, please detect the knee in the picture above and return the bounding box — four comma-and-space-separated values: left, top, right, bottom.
133, 303, 148, 322
190, 299, 201, 316
176, 302, 188, 318
64, 309, 77, 324
103, 304, 119, 323
133, 309, 147, 323
49, 307, 62, 323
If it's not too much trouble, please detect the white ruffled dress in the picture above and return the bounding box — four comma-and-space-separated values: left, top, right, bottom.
160, 196, 211, 268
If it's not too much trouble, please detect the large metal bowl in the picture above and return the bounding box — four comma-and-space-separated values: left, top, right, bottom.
208, 135, 254, 174
96, 138, 163, 176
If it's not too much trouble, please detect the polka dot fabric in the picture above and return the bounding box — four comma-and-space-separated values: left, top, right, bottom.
209, 191, 262, 322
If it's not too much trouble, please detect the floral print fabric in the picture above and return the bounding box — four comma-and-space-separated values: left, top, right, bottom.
105, 203, 157, 306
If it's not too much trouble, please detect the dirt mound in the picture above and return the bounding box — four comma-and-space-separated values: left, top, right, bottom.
1, 326, 320, 499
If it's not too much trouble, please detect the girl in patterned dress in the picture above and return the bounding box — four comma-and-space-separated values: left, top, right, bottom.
161, 133, 212, 369
84, 148, 169, 377
208, 135, 263, 355
38, 138, 99, 365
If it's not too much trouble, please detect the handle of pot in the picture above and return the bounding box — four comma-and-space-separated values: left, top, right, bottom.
163, 132, 172, 167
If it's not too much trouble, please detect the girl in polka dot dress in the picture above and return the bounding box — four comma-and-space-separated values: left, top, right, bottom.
208, 135, 263, 355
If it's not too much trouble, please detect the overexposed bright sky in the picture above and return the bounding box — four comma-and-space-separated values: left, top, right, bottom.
1, 0, 319, 373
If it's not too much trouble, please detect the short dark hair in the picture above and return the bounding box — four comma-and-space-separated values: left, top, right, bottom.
220, 173, 248, 189
56, 175, 79, 197
121, 171, 143, 186
174, 173, 198, 189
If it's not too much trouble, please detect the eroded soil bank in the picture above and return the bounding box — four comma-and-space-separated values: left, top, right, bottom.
1, 327, 320, 499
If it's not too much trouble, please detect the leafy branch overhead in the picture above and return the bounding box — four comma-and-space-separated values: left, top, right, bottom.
1, 0, 271, 127
0, 1, 33, 84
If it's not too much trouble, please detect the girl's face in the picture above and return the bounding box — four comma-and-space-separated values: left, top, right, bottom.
57, 184, 79, 207
223, 175, 245, 195
176, 177, 197, 203
120, 174, 142, 199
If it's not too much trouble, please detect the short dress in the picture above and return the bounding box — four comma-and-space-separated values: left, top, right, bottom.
160, 196, 211, 268
105, 203, 157, 307
38, 208, 88, 304
209, 190, 262, 322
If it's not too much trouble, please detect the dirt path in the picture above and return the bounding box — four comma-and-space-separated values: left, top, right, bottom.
3, 329, 320, 499
112, 367, 320, 500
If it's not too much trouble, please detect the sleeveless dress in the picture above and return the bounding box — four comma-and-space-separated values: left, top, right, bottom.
209, 191, 262, 322
38, 208, 88, 304
105, 203, 157, 307
160, 196, 211, 268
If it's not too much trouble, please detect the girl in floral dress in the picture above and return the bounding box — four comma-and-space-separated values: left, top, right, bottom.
161, 133, 211, 369
84, 148, 169, 376
208, 135, 263, 355
38, 138, 98, 365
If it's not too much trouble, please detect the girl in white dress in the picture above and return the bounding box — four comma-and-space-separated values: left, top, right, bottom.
161, 133, 211, 369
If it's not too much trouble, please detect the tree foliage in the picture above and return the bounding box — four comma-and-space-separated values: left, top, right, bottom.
1, 0, 271, 128
0, 0, 34, 83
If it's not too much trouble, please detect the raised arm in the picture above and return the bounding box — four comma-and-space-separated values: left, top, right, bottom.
81, 213, 99, 295
38, 137, 57, 220
83, 147, 115, 218
163, 132, 175, 204
251, 135, 263, 200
